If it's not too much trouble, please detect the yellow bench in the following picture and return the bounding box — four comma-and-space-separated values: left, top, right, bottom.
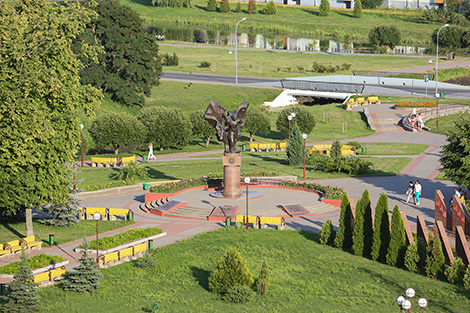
102, 251, 119, 264
108, 208, 129, 217
250, 141, 286, 152
0, 248, 10, 256
133, 242, 147, 254
308, 144, 355, 156
279, 141, 287, 149
34, 271, 50, 283
91, 155, 136, 167
119, 247, 133, 259
85, 207, 107, 219
259, 216, 285, 226
4, 239, 22, 253
50, 267, 66, 280
21, 235, 42, 249
367, 96, 380, 104
235, 215, 257, 224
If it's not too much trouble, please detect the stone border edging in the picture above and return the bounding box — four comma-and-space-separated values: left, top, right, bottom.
0, 260, 69, 278
77, 183, 144, 200
74, 232, 167, 255
362, 107, 376, 131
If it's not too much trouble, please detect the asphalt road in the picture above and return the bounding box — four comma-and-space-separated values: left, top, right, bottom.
162, 70, 470, 99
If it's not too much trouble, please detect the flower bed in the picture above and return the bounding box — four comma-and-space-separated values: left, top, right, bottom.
395, 101, 437, 108
0, 254, 65, 274
83, 227, 163, 250
280, 181, 345, 199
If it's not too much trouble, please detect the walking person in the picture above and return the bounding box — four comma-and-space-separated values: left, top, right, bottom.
405, 181, 416, 204
414, 180, 422, 205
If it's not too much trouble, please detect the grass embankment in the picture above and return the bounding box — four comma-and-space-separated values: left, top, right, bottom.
425, 111, 470, 135
77, 155, 411, 190
159, 45, 438, 78
122, 0, 438, 44
0, 220, 135, 246
38, 228, 470, 312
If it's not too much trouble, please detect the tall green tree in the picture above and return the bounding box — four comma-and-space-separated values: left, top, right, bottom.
386, 205, 407, 267
286, 124, 304, 166
440, 114, 470, 190
207, 0, 217, 11
369, 26, 401, 49
320, 219, 336, 245
245, 109, 271, 143
2, 249, 40, 313
190, 110, 216, 147
353, 190, 373, 258
220, 0, 230, 13
76, 0, 162, 107
334, 194, 353, 250
276, 106, 315, 136
425, 231, 446, 279
0, 0, 101, 235
371, 193, 390, 263
319, 0, 330, 16
353, 0, 363, 18
139, 106, 192, 151
89, 112, 146, 154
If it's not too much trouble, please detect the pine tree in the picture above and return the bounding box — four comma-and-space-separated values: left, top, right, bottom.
220, 0, 230, 13
371, 194, 390, 262
335, 193, 353, 250
262, 0, 277, 15
353, 190, 373, 258
207, 0, 217, 12
2, 248, 40, 313
353, 0, 363, 18
330, 140, 342, 158
286, 123, 304, 166
446, 257, 466, 285
209, 247, 254, 294
248, 0, 257, 14
386, 205, 407, 267
320, 219, 336, 245
62, 238, 103, 292
425, 231, 445, 279
319, 0, 330, 16
256, 259, 271, 295
43, 166, 81, 227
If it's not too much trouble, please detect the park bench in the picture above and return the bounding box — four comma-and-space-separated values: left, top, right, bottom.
367, 96, 380, 104
20, 235, 42, 250
85, 207, 108, 220
308, 144, 355, 156
100, 242, 148, 266
34, 266, 66, 284
34, 271, 51, 283
249, 141, 287, 152
108, 208, 131, 221
259, 216, 286, 229
235, 215, 257, 226
49, 267, 66, 280
91, 155, 136, 167
3, 239, 23, 254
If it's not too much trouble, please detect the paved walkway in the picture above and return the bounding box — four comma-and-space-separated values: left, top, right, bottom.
0, 103, 461, 282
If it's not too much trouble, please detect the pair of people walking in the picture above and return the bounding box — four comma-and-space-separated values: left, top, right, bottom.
405, 180, 422, 205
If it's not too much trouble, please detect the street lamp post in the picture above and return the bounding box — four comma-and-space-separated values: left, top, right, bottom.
435, 24, 449, 130
235, 17, 247, 85
93, 213, 101, 268
302, 133, 307, 179
287, 115, 293, 139
80, 124, 84, 167
291, 112, 296, 126
396, 287, 428, 312
244, 177, 250, 229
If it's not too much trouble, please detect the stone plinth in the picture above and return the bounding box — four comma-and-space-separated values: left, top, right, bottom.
223, 153, 242, 198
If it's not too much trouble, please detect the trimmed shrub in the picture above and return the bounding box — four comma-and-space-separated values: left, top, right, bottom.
369, 25, 401, 49
162, 52, 179, 66
206, 0, 217, 11
84, 227, 163, 250
320, 219, 336, 245
335, 194, 353, 250
404, 241, 420, 273
425, 232, 446, 279
209, 247, 254, 294
386, 205, 407, 267
220, 0, 230, 13
245, 108, 271, 143
256, 259, 271, 296
353, 190, 373, 258
200, 61, 211, 68
0, 254, 65, 274
248, 0, 257, 14
222, 286, 254, 303
353, 0, 362, 18
464, 264, 470, 289
330, 140, 342, 158
346, 141, 362, 150
263, 0, 277, 14
371, 193, 390, 263
362, 0, 382, 8
276, 106, 315, 135
446, 257, 466, 285
134, 252, 156, 269
235, 1, 242, 12
280, 181, 346, 199
319, 0, 330, 16
286, 124, 303, 166
112, 161, 149, 182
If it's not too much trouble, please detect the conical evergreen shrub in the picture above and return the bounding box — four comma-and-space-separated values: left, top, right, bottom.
256, 259, 271, 295
353, 190, 373, 258
404, 240, 419, 273
209, 247, 254, 294
335, 193, 353, 250
62, 238, 103, 292
2, 248, 40, 313
386, 206, 407, 267
320, 219, 336, 245
425, 231, 445, 279
220, 0, 230, 13
371, 193, 390, 262
286, 123, 304, 166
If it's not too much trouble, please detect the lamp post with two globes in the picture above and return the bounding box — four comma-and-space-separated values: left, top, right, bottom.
235, 17, 247, 85
396, 287, 428, 312
93, 213, 101, 268
244, 177, 250, 229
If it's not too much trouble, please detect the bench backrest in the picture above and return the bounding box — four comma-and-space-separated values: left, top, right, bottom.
356, 97, 365, 103
103, 251, 119, 263
249, 143, 259, 149
5, 240, 21, 248
259, 143, 268, 150
259, 216, 284, 225
85, 207, 107, 216
108, 208, 129, 217
50, 267, 66, 279
279, 141, 287, 149
119, 247, 133, 258
22, 235, 39, 243
91, 156, 115, 164
34, 271, 50, 283
367, 96, 379, 102
133, 242, 147, 254
235, 215, 257, 224
121, 155, 136, 163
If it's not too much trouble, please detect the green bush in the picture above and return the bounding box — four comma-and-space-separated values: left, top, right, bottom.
425, 232, 446, 279
432, 25, 468, 49
263, 1, 277, 15
222, 286, 254, 303
112, 161, 149, 182
134, 252, 157, 269
464, 264, 470, 289
280, 181, 346, 199
162, 53, 179, 66
362, 0, 382, 8
334, 193, 353, 250
248, 0, 257, 14
153, 0, 193, 7
353, 0, 363, 18
206, 0, 217, 11
386, 205, 407, 267
235, 1, 242, 12
256, 259, 271, 296
369, 25, 401, 49
200, 61, 211, 68
286, 124, 303, 166
209, 246, 254, 294
319, 0, 330, 16
346, 141, 362, 150
309, 155, 372, 175
404, 241, 420, 273
371, 194, 390, 263
446, 257, 466, 284
330, 140, 342, 158
0, 254, 65, 274
220, 0, 230, 13
276, 106, 315, 135
319, 219, 336, 245
84, 227, 163, 250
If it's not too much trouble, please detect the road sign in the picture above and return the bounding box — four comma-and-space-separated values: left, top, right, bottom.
425, 75, 429, 83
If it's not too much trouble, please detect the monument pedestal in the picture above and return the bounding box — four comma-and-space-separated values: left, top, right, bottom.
223, 153, 242, 198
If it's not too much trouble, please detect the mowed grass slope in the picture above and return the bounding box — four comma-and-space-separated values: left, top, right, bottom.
38, 228, 470, 313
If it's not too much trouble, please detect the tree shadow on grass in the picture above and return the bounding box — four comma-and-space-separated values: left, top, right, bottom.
301, 8, 319, 16
190, 266, 212, 291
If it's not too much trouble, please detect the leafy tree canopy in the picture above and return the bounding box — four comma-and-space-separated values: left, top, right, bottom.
76, 0, 162, 107
369, 25, 401, 49
362, 0, 383, 9
190, 110, 216, 147
245, 109, 271, 143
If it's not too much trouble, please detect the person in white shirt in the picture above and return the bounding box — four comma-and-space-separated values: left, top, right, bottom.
414, 180, 422, 205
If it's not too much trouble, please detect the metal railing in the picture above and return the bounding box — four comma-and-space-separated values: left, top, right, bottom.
280, 79, 364, 94
353, 70, 435, 81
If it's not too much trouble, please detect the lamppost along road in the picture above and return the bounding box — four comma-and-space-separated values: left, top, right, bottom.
435, 23, 449, 130
235, 17, 247, 85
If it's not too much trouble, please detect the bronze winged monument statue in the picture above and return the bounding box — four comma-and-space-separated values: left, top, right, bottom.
204, 99, 249, 153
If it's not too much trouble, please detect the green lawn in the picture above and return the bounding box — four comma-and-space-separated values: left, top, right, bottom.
357, 142, 429, 155
77, 155, 411, 190
159, 44, 441, 78
37, 228, 470, 313
0, 220, 135, 246
425, 111, 470, 135
121, 0, 439, 45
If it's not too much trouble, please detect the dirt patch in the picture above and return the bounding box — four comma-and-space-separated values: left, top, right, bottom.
445, 76, 470, 86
